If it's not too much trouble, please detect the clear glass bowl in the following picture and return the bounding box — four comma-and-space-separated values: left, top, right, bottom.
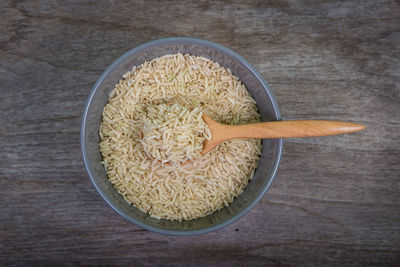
81, 37, 283, 235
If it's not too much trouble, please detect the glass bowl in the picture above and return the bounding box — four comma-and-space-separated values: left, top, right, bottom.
81, 37, 283, 235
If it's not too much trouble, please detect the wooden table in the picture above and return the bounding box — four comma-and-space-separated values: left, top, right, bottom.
1, 0, 399, 265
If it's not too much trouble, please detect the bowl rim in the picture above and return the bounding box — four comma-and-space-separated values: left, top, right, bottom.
81, 37, 283, 235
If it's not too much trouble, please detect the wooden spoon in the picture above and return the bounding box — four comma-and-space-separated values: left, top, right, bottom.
201, 114, 366, 155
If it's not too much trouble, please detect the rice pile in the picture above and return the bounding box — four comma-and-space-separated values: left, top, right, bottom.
99, 53, 262, 221
141, 103, 211, 165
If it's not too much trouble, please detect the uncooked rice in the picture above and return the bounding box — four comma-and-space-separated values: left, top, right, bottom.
141, 103, 211, 165
99, 53, 262, 221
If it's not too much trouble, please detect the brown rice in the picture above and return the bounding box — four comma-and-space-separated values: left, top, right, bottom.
99, 53, 262, 221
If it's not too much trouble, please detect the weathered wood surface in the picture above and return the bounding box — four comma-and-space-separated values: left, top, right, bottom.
1, 0, 399, 266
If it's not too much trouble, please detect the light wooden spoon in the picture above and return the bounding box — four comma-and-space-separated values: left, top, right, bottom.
201, 114, 366, 155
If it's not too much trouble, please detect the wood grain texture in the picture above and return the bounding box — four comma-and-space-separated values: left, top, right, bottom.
1, 0, 399, 266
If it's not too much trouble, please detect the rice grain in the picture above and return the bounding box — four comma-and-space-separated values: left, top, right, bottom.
100, 53, 262, 221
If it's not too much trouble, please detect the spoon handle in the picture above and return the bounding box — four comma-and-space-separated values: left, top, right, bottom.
219, 120, 366, 139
